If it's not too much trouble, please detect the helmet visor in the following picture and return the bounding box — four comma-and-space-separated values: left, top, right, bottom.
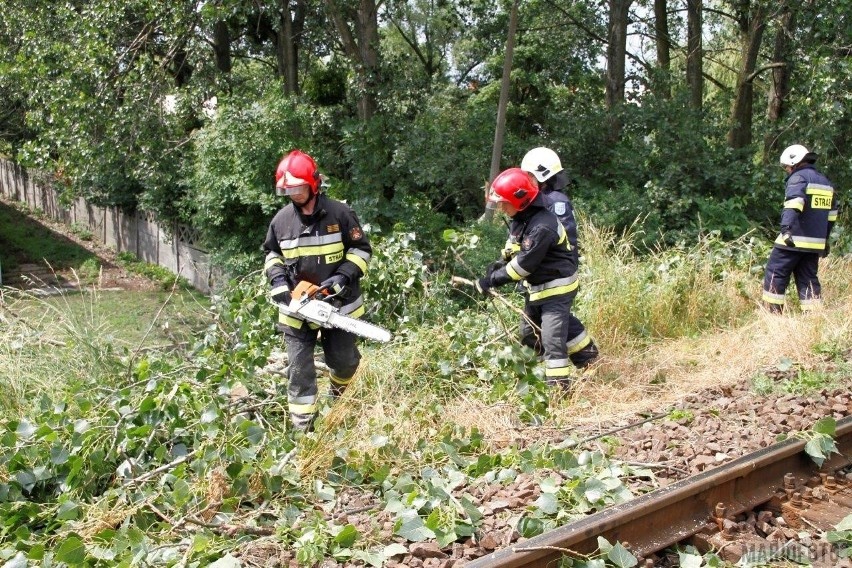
276, 183, 312, 196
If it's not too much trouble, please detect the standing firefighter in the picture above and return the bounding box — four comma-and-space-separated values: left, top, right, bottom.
521, 147, 599, 368
762, 145, 838, 313
475, 167, 580, 389
263, 150, 372, 432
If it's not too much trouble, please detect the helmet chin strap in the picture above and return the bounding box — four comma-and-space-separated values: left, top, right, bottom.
295, 191, 319, 215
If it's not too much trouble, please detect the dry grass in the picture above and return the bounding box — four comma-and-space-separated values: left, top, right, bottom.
306, 243, 852, 467
554, 258, 852, 431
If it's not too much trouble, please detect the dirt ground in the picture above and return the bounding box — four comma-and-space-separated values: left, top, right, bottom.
1, 198, 160, 292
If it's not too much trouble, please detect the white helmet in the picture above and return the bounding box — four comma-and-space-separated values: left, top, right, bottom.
779, 144, 815, 167
521, 147, 563, 183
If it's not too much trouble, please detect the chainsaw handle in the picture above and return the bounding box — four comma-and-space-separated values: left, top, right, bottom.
292, 280, 341, 303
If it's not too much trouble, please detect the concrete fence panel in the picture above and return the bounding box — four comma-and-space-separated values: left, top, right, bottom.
0, 158, 216, 293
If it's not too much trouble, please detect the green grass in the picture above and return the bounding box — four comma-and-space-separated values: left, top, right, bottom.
12, 288, 211, 348
0, 200, 97, 271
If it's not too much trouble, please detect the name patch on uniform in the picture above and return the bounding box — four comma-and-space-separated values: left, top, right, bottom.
326, 224, 340, 233
553, 202, 566, 216
325, 252, 343, 264
812, 196, 832, 209
350, 226, 363, 240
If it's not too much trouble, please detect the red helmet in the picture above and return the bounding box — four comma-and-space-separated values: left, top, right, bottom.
275, 150, 320, 196
488, 168, 539, 211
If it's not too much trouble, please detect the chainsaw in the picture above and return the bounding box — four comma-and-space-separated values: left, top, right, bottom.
276, 280, 392, 343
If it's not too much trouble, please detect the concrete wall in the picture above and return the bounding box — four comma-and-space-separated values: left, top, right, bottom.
0, 159, 218, 294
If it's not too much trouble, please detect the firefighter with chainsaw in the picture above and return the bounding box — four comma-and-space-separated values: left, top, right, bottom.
263, 150, 373, 432
475, 167, 580, 389
762, 144, 838, 313
521, 147, 599, 369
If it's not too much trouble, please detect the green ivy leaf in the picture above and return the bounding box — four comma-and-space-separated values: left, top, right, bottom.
534, 492, 558, 515
57, 500, 80, 520
836, 514, 852, 532
55, 535, 86, 564
517, 516, 544, 538
607, 541, 638, 567
200, 405, 219, 424
813, 416, 837, 437
804, 438, 827, 466
394, 509, 435, 542
334, 524, 358, 548
383, 543, 408, 558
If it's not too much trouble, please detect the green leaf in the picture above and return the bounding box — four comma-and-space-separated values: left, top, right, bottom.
370, 435, 389, 448
353, 548, 385, 567
55, 535, 86, 564
394, 510, 435, 542
804, 438, 827, 466
813, 416, 837, 436
607, 541, 638, 567
15, 420, 36, 438
200, 405, 219, 424
534, 492, 558, 515
677, 550, 704, 568
383, 543, 408, 558
57, 500, 80, 520
517, 516, 545, 538
172, 478, 191, 507
836, 514, 852, 532
334, 524, 359, 548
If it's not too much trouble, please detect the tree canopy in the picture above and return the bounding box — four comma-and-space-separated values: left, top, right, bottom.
1, 0, 849, 269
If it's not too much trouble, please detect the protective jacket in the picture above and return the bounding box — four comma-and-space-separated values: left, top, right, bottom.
774, 164, 838, 253
486, 195, 578, 304
263, 194, 372, 329
540, 173, 579, 266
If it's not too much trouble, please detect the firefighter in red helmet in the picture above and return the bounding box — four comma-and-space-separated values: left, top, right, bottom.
475, 167, 580, 389
263, 150, 373, 432
521, 147, 599, 369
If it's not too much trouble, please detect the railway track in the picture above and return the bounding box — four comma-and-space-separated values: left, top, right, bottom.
468, 414, 852, 567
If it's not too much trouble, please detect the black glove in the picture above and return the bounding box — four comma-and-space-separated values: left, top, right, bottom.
270, 288, 291, 305
486, 260, 507, 277
270, 277, 291, 304
474, 276, 492, 296
320, 274, 349, 295
781, 232, 795, 247
821, 243, 830, 258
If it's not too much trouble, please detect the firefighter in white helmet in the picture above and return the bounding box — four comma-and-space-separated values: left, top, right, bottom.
762, 145, 838, 313
520, 147, 599, 368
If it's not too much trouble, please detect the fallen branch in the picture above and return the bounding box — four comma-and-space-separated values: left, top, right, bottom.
450, 275, 541, 333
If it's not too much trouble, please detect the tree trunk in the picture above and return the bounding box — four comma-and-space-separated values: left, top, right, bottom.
764, 4, 796, 158
481, 0, 519, 223
654, 0, 671, 98
686, 0, 703, 110
325, 0, 380, 121
726, 2, 767, 148
212, 21, 231, 73
275, 0, 306, 95
605, 0, 632, 141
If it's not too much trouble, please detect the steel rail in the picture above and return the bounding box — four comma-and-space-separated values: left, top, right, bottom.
468, 414, 852, 568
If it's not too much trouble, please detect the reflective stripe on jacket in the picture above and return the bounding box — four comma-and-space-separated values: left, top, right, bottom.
489, 198, 578, 304
775, 165, 837, 253
263, 194, 371, 328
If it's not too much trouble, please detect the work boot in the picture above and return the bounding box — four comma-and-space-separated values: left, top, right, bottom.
329, 383, 346, 399
570, 343, 599, 369
764, 302, 784, 314
290, 413, 316, 434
